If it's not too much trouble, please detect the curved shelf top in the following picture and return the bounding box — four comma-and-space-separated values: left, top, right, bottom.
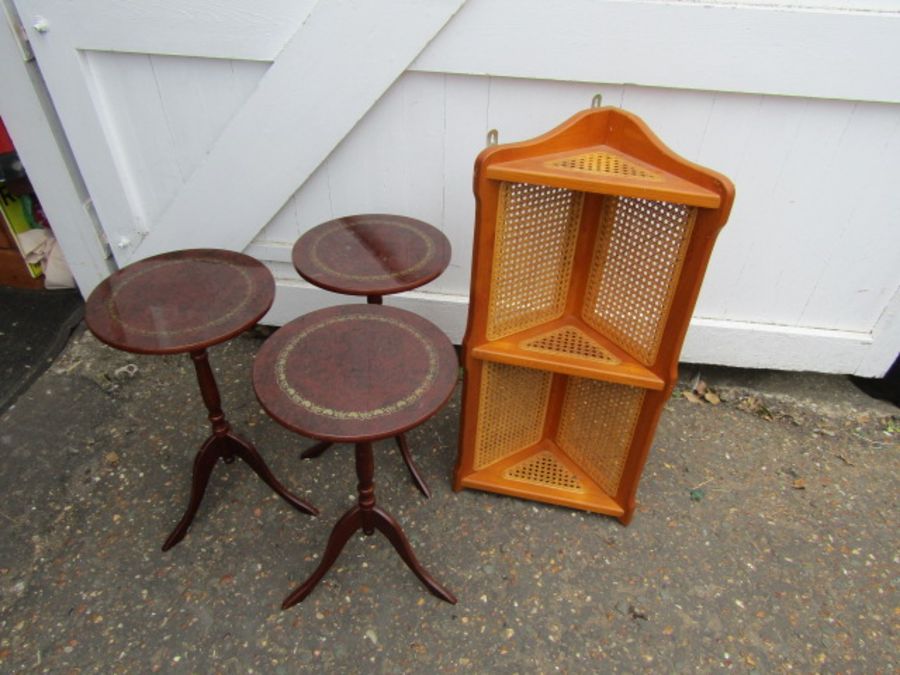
479, 107, 734, 213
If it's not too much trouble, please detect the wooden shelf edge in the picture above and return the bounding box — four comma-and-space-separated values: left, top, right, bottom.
485, 144, 721, 209
471, 316, 667, 390
458, 442, 625, 517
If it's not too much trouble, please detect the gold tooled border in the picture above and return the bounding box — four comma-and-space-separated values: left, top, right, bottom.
275, 313, 438, 420
107, 258, 253, 337
309, 219, 435, 282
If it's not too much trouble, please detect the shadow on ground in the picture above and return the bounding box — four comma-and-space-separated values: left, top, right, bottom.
0, 328, 897, 672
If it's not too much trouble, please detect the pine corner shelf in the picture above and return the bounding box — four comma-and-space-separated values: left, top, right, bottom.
454, 106, 735, 524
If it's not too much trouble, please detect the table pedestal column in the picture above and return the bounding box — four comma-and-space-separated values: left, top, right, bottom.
282, 441, 455, 608
162, 349, 318, 551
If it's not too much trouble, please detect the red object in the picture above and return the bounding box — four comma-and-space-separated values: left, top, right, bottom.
0, 118, 15, 155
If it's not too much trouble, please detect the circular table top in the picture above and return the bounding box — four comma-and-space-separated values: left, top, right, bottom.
85, 249, 275, 355
253, 304, 458, 442
292, 214, 451, 297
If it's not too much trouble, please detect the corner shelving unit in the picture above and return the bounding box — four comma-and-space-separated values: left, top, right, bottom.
454, 106, 735, 524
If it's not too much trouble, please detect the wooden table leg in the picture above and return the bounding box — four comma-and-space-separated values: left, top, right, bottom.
282, 440, 455, 608
395, 433, 431, 498
162, 349, 318, 551
300, 439, 334, 459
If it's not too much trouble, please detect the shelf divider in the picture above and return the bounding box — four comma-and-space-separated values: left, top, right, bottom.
472, 316, 665, 390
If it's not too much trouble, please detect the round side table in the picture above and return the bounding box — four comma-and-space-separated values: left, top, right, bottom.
291, 214, 452, 498
253, 304, 458, 607
85, 249, 318, 551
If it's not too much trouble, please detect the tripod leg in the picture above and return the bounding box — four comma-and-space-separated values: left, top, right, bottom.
395, 434, 431, 499
282, 507, 363, 609
300, 440, 334, 459
372, 506, 456, 604
162, 436, 220, 551
228, 432, 318, 516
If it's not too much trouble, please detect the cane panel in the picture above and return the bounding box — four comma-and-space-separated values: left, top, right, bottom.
557, 378, 645, 496
582, 197, 696, 365
521, 325, 620, 365
486, 182, 583, 341
473, 362, 552, 470
503, 450, 584, 492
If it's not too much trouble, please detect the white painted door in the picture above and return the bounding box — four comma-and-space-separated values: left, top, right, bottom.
7, 0, 900, 376
11, 0, 466, 266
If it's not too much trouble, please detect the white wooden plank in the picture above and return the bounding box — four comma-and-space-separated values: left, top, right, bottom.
619, 85, 717, 160
485, 78, 616, 145
83, 51, 183, 229
260, 162, 337, 245
323, 72, 444, 224
17, 0, 312, 61
681, 318, 873, 375
14, 9, 141, 262
796, 104, 900, 330
263, 283, 885, 377
440, 74, 491, 294
856, 287, 900, 377
698, 95, 812, 323
149, 55, 268, 184
133, 0, 467, 261
411, 0, 900, 103
0, 6, 113, 292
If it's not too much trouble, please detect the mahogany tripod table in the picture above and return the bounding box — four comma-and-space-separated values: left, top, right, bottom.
84, 249, 318, 551
291, 214, 451, 498
252, 304, 458, 607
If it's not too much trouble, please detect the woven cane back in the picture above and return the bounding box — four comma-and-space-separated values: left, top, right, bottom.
486, 182, 583, 340
473, 362, 552, 470
557, 378, 645, 496
583, 197, 696, 365
503, 450, 584, 492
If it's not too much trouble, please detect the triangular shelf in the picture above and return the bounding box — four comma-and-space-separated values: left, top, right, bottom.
460, 441, 625, 517
486, 144, 720, 208
472, 316, 665, 390
503, 449, 584, 492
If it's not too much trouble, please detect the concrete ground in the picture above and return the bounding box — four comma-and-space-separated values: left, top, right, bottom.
0, 326, 897, 673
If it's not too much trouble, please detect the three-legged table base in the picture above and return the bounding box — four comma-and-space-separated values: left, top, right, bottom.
163, 430, 319, 551
163, 348, 318, 551
283, 441, 455, 608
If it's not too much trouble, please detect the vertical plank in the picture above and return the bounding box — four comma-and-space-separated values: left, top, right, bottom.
441, 73, 491, 294
697, 95, 810, 323
82, 51, 180, 230
325, 72, 445, 223
797, 104, 900, 329
619, 85, 717, 160
149, 55, 267, 183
